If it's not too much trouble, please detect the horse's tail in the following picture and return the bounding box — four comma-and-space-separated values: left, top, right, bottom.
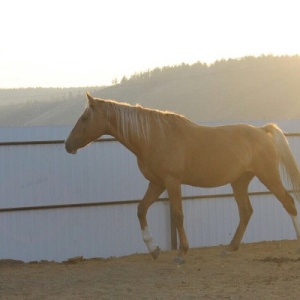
263, 123, 300, 201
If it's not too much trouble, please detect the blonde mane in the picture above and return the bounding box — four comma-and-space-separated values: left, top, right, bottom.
103, 100, 190, 143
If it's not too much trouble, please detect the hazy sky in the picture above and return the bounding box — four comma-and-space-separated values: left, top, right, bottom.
1, 0, 299, 88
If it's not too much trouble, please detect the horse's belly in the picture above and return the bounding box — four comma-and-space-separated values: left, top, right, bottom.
183, 160, 247, 188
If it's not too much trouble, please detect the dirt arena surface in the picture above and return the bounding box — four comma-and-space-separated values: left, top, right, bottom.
1, 239, 300, 299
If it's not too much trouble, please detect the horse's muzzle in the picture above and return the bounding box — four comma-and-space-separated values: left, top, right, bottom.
65, 141, 77, 154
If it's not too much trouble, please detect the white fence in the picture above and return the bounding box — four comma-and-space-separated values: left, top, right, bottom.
0, 120, 300, 262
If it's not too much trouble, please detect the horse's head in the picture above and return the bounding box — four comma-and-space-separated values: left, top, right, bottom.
65, 93, 107, 154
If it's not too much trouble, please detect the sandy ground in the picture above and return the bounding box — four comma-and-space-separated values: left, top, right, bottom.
1, 239, 300, 299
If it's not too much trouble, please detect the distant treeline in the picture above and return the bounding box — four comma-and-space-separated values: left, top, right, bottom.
119, 54, 300, 86
1, 55, 300, 126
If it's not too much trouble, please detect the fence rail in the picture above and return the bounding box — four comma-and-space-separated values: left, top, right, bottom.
0, 132, 299, 147
0, 191, 275, 213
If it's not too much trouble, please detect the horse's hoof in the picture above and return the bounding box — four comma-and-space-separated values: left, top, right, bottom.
227, 245, 239, 251
174, 256, 185, 264
150, 247, 160, 260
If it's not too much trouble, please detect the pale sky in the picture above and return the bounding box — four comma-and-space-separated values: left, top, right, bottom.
1, 0, 299, 88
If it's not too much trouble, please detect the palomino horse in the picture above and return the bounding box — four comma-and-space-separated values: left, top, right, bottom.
65, 93, 300, 263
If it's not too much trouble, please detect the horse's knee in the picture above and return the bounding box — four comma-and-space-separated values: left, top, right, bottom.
172, 209, 184, 226
137, 203, 145, 220
241, 206, 253, 225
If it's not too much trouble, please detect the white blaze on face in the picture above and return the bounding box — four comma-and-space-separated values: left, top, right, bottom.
142, 226, 157, 253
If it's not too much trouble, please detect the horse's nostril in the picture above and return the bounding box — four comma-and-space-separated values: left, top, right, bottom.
65, 142, 73, 154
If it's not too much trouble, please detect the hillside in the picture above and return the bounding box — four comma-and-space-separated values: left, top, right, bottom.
0, 55, 300, 127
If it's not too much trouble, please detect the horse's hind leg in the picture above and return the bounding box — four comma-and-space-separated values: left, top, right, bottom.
228, 172, 254, 252
137, 182, 165, 259
258, 174, 300, 242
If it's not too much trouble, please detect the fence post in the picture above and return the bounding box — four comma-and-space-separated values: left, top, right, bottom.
170, 205, 177, 250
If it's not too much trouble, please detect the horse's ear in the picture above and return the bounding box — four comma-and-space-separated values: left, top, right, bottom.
86, 92, 95, 107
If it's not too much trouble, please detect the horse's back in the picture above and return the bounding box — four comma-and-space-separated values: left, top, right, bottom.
181, 123, 274, 187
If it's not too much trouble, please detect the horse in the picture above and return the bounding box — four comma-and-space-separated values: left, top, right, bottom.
65, 93, 300, 263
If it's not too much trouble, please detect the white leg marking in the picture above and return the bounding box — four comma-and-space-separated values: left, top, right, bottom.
290, 214, 300, 238
142, 226, 158, 253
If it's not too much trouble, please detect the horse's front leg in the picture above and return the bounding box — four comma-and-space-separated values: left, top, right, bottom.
137, 182, 165, 259
166, 177, 189, 264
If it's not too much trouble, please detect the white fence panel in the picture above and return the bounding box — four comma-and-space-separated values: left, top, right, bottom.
183, 195, 299, 249
0, 202, 171, 262
0, 120, 300, 262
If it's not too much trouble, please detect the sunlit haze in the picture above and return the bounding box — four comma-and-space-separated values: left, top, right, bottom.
1, 0, 299, 88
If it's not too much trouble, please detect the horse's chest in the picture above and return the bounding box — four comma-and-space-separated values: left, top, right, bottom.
137, 158, 166, 184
